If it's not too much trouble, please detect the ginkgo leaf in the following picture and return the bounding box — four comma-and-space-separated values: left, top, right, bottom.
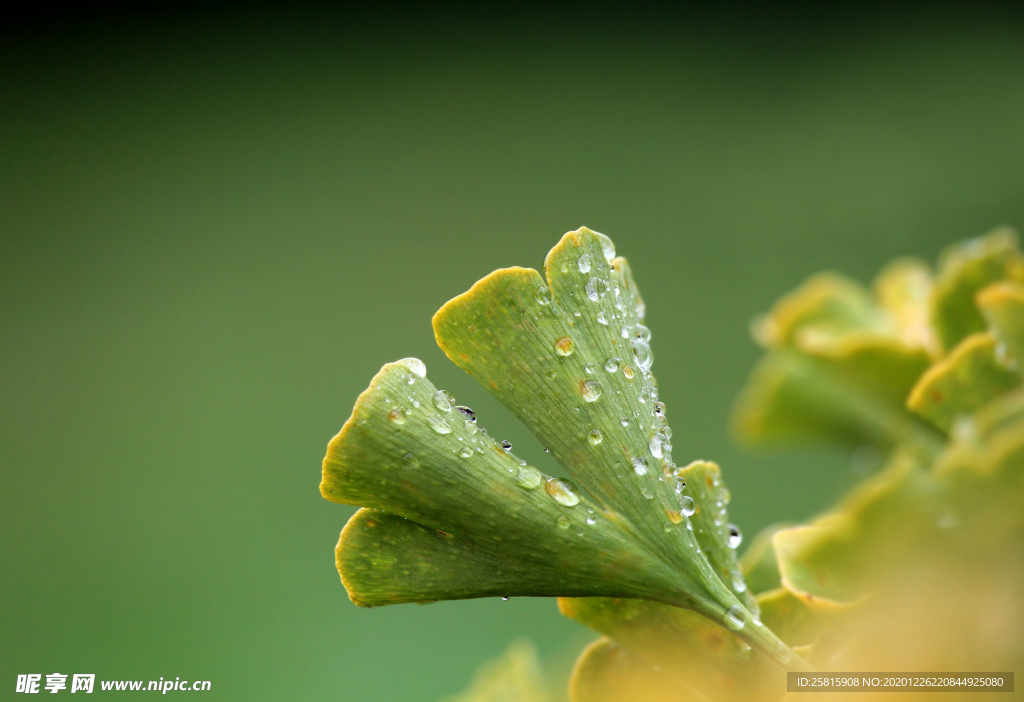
773, 449, 941, 612
976, 281, 1024, 372
443, 640, 548, 702
930, 226, 1023, 352
733, 267, 941, 456
905, 332, 1020, 433
323, 360, 723, 609
429, 228, 799, 662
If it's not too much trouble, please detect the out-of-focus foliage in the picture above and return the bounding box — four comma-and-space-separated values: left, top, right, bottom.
323, 227, 1024, 702
443, 641, 549, 702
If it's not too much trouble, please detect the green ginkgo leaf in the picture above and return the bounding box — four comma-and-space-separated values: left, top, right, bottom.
977, 281, 1024, 372
773, 449, 941, 611
930, 226, 1023, 353
559, 597, 780, 700
732, 266, 941, 456
905, 332, 1021, 433
324, 228, 807, 669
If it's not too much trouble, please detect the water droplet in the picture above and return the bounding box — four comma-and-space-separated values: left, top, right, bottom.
502, 596, 510, 601
632, 457, 649, 476
501, 440, 513, 452
594, 231, 616, 261
731, 571, 747, 593
658, 425, 672, 441
402, 452, 417, 466
586, 429, 604, 446
620, 325, 631, 339
554, 336, 575, 356
639, 485, 654, 499
535, 287, 552, 306
603, 357, 620, 373
429, 417, 452, 434
631, 339, 653, 372
638, 385, 658, 403
648, 434, 664, 458
597, 310, 609, 325
633, 324, 651, 342
620, 417, 630, 427
455, 405, 476, 421
515, 466, 542, 489
577, 253, 592, 273
723, 605, 745, 630
585, 277, 608, 301
400, 358, 427, 378
584, 362, 595, 374
546, 369, 557, 379
665, 509, 683, 525
680, 495, 696, 516
406, 374, 417, 385
433, 390, 455, 411
387, 408, 406, 424
586, 516, 597, 525
581, 380, 602, 402
654, 401, 667, 418
560, 262, 570, 273
556, 515, 571, 529
722, 488, 731, 504
545, 478, 581, 506
459, 446, 474, 458
622, 365, 635, 379
727, 524, 742, 549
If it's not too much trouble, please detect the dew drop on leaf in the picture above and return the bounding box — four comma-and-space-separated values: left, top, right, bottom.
535, 287, 552, 306
455, 405, 476, 422
429, 417, 452, 434
728, 524, 743, 549
501, 440, 513, 452
401, 358, 427, 378
545, 478, 581, 506
594, 231, 616, 261
631, 339, 654, 372
387, 408, 406, 424
515, 466, 541, 489
554, 336, 575, 356
632, 457, 649, 476
680, 495, 696, 516
604, 357, 620, 372
587, 429, 603, 445
581, 380, 602, 402
622, 365, 635, 379
633, 324, 651, 342
459, 446, 474, 458
433, 390, 455, 412
584, 362, 595, 374
577, 253, 592, 273
648, 434, 664, 458
556, 515, 571, 529
724, 605, 745, 630
597, 310, 609, 325
586, 277, 608, 301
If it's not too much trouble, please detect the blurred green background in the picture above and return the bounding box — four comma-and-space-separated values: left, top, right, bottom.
4, 5, 1024, 699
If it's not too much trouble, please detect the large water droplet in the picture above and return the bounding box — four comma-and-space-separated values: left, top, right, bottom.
455, 406, 476, 422
594, 231, 616, 261
515, 466, 542, 489
680, 495, 696, 516
428, 417, 452, 434
554, 336, 575, 356
632, 456, 649, 476
433, 390, 455, 412
723, 605, 745, 630
731, 571, 747, 593
604, 357, 620, 373
400, 358, 427, 378
620, 325, 631, 339
501, 440, 513, 452
596, 310, 609, 325
387, 408, 406, 424
545, 478, 581, 506
586, 277, 608, 301
556, 515, 571, 529
535, 287, 552, 306
581, 380, 602, 402
648, 434, 664, 458
631, 339, 653, 372
586, 516, 597, 525
654, 401, 667, 418
577, 253, 592, 273
633, 324, 651, 342
727, 524, 742, 549
459, 446, 474, 458
587, 429, 603, 445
